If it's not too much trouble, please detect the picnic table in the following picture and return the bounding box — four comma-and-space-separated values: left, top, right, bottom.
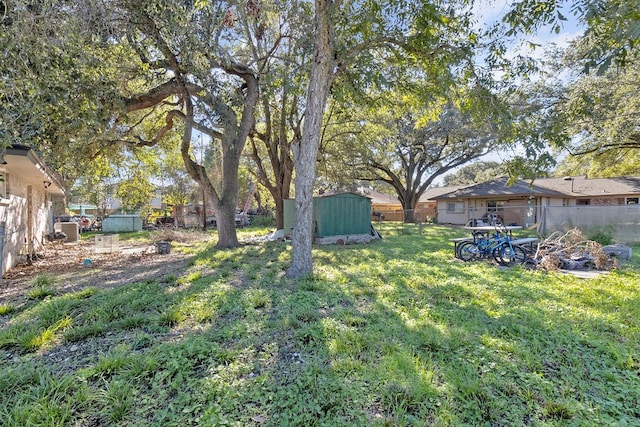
463, 225, 522, 233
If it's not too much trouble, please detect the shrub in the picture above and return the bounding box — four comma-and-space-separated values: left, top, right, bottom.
587, 228, 614, 246
250, 214, 275, 227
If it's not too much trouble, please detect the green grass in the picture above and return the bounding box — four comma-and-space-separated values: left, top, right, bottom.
26, 275, 56, 300
0, 303, 15, 315
1, 223, 639, 426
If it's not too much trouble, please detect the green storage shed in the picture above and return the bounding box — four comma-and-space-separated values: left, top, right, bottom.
102, 214, 143, 233
283, 193, 373, 239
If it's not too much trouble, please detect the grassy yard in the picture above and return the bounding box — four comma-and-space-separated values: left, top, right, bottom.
1, 224, 639, 426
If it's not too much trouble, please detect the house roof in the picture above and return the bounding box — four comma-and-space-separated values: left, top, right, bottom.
2, 144, 65, 196
419, 185, 465, 202
431, 177, 567, 199
356, 187, 401, 205
431, 176, 640, 200
534, 176, 640, 197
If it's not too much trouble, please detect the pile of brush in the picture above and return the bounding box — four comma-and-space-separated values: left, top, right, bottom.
531, 228, 629, 271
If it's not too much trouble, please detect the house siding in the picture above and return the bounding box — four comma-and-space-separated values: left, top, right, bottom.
1, 176, 55, 274
436, 200, 468, 224
503, 200, 524, 225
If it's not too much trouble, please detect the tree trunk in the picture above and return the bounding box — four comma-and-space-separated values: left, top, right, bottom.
177, 64, 257, 249
215, 136, 242, 248
274, 195, 285, 230
215, 200, 239, 248
180, 105, 251, 249
287, 0, 333, 279
402, 194, 417, 223
404, 208, 416, 223
249, 130, 294, 231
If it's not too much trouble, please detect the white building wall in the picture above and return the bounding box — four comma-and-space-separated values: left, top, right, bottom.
34, 189, 54, 251
1, 177, 54, 274
2, 178, 27, 273
436, 200, 470, 225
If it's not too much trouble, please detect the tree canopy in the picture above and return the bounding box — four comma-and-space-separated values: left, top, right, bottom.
551, 52, 640, 177
4, 0, 638, 278
442, 161, 507, 186
503, 40, 640, 179
328, 92, 508, 222
493, 0, 640, 180
503, 0, 640, 73
2, 0, 270, 248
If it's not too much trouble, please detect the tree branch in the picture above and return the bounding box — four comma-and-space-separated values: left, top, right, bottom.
124, 80, 203, 113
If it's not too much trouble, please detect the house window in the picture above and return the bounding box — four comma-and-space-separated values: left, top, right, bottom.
576, 199, 590, 206
487, 201, 505, 214
447, 201, 464, 213
626, 197, 639, 205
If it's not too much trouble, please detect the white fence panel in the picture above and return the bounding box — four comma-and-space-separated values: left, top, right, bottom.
540, 205, 640, 244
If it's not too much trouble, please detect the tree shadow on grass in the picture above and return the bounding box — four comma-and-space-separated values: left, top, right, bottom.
1, 229, 639, 425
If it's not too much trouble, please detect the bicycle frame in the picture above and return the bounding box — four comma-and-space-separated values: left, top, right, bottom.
458, 226, 527, 266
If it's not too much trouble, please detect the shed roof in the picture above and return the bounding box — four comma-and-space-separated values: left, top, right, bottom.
317, 191, 368, 198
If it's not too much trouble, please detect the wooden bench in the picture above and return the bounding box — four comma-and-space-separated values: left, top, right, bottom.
510, 237, 539, 253
450, 237, 473, 258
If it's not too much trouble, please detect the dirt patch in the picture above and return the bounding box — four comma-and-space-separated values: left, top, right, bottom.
0, 230, 211, 305
0, 230, 219, 372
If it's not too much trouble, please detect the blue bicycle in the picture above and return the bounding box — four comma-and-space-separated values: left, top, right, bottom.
458, 228, 527, 266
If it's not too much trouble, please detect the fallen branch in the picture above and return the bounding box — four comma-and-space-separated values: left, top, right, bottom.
532, 228, 617, 271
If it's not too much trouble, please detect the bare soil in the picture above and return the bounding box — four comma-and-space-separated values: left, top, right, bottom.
0, 230, 216, 370
0, 230, 209, 305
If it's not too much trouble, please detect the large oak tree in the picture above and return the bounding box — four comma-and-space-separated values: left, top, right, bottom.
1, 0, 270, 248
326, 93, 508, 222
245, 0, 313, 229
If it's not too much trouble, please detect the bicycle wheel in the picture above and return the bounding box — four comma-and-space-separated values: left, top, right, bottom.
458, 241, 480, 261
494, 244, 527, 266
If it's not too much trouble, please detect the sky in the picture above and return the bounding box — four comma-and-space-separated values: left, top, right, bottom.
472, 0, 585, 50
432, 0, 586, 186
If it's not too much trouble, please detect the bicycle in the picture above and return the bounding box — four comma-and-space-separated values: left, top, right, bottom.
458, 226, 527, 266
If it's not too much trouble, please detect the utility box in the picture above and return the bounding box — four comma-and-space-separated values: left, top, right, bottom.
95, 234, 119, 254
54, 222, 80, 243
155, 241, 172, 254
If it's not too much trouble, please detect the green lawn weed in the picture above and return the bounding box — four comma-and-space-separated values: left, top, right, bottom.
0, 225, 638, 425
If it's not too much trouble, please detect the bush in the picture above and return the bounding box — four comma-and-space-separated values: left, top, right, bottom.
587, 228, 614, 246
250, 214, 275, 227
